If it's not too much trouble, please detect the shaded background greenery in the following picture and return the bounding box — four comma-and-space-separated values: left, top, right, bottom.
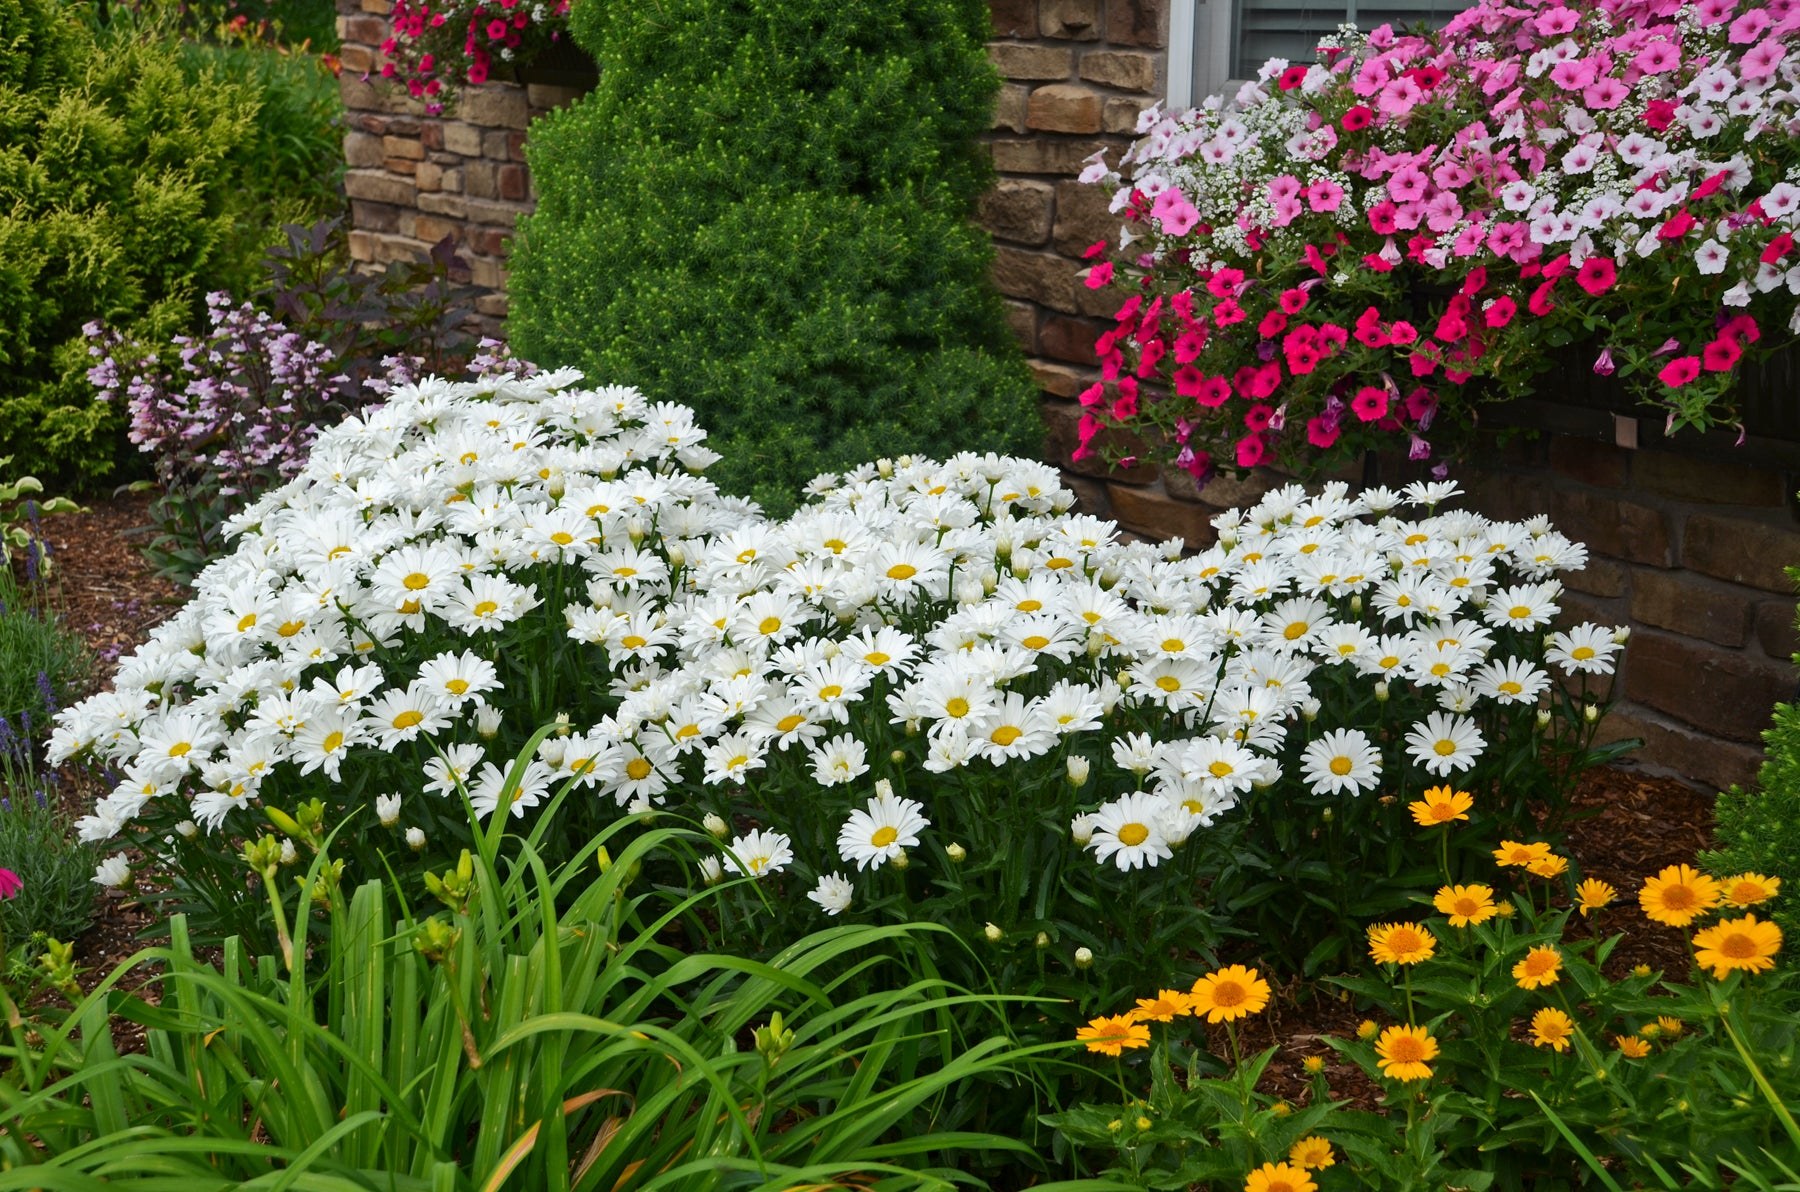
0, 0, 343, 486
509, 0, 1040, 514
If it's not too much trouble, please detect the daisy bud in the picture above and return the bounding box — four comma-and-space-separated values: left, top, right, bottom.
1300, 697, 1321, 722
698, 856, 723, 886
905, 718, 921, 736
280, 839, 299, 865
1584, 703, 1599, 723
1220, 530, 1239, 549
980, 569, 998, 595
1373, 680, 1390, 702
1051, 491, 1076, 513
1351, 594, 1363, 615
665, 541, 688, 568
538, 738, 567, 767
890, 749, 905, 764
376, 793, 402, 827
983, 922, 1003, 943
874, 778, 894, 799
1356, 1019, 1378, 1040
1536, 709, 1553, 729
890, 849, 910, 871
1162, 537, 1186, 561
1086, 635, 1105, 659
876, 458, 894, 478
175, 820, 198, 839
1067, 756, 1091, 787
1136, 1115, 1153, 1131
1070, 813, 1096, 846
475, 703, 502, 739
1108, 1119, 1124, 1134
1035, 931, 1050, 949
1612, 626, 1631, 644
703, 813, 729, 838
546, 467, 565, 499
1302, 1055, 1326, 1075
946, 842, 967, 863
1074, 946, 1094, 969
954, 577, 984, 605
405, 826, 427, 851
553, 712, 572, 737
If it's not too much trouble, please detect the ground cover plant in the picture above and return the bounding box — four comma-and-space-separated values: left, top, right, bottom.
1076, 0, 1800, 484
508, 0, 1039, 514
0, 0, 342, 485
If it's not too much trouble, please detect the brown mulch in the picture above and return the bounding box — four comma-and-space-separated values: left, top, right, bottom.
26, 491, 1722, 1080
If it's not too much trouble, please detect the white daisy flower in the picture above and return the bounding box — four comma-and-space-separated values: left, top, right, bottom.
724, 829, 793, 878
1299, 728, 1382, 796
1546, 624, 1623, 675
837, 788, 929, 871
1087, 792, 1174, 872
1404, 712, 1486, 777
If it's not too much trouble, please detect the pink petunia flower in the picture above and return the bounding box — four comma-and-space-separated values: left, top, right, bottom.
1657, 355, 1701, 387
0, 869, 19, 900
1351, 386, 1390, 421
1575, 257, 1617, 295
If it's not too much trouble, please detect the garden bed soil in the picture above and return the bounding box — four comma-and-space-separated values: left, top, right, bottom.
34, 492, 1724, 1084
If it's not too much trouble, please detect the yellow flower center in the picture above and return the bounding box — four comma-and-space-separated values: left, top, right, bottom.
945, 698, 970, 718
1499, 681, 1522, 695
169, 741, 192, 758
1509, 604, 1531, 620
1719, 932, 1759, 958
865, 651, 891, 666
323, 731, 344, 753
1284, 622, 1308, 640
991, 725, 1022, 746
758, 616, 782, 635
870, 826, 899, 848
887, 563, 918, 580
776, 714, 805, 733
1117, 822, 1150, 847
621, 635, 648, 649
675, 724, 700, 740
1018, 599, 1042, 612
474, 600, 499, 617
1156, 676, 1182, 692
1210, 980, 1246, 1008
551, 531, 574, 545
626, 758, 652, 780
392, 710, 424, 730
446, 679, 469, 695
1046, 556, 1074, 570
1571, 645, 1596, 660
1023, 635, 1051, 650
1208, 761, 1235, 778
236, 613, 257, 632
1434, 740, 1457, 756
404, 573, 430, 591
817, 684, 843, 700
1329, 757, 1353, 776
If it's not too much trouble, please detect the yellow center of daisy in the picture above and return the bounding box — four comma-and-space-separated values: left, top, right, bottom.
169, 741, 192, 758
446, 678, 469, 695
1572, 645, 1596, 660
1210, 980, 1246, 1008
1046, 557, 1074, 569
1284, 622, 1308, 640
758, 616, 782, 635
1330, 757, 1353, 775
236, 613, 257, 632
870, 826, 899, 848
1499, 680, 1522, 695
865, 651, 891, 665
818, 685, 843, 700
399, 599, 422, 615
991, 725, 1022, 746
551, 531, 573, 545
1453, 897, 1480, 917
278, 620, 305, 637
1117, 822, 1150, 847
1719, 932, 1758, 958
945, 698, 970, 718
1018, 599, 1042, 612
1208, 761, 1235, 778
621, 635, 647, 649
626, 758, 652, 780
392, 710, 423, 730
1434, 740, 1457, 756
323, 731, 344, 752
887, 564, 917, 580
675, 724, 700, 740
474, 600, 499, 617
404, 573, 430, 591
1023, 635, 1050, 650
1661, 885, 1696, 910
776, 714, 805, 733
1157, 676, 1182, 692
1386, 1035, 1426, 1062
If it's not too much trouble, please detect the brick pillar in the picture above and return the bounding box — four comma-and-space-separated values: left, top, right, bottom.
334, 0, 589, 331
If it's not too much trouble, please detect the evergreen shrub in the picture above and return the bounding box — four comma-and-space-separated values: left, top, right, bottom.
0, 0, 341, 484
508, 0, 1039, 514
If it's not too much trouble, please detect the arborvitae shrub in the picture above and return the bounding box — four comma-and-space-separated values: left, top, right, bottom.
1703, 570, 1800, 942
0, 0, 341, 484
508, 0, 1039, 514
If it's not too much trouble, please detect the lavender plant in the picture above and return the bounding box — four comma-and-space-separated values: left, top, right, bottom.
85, 220, 479, 585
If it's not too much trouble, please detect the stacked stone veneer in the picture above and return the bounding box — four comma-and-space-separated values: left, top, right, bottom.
333, 0, 586, 328
336, 0, 1800, 790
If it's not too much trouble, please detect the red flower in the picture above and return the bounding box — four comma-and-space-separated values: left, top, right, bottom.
1351, 386, 1390, 422
1644, 98, 1677, 130
1173, 330, 1207, 362
1483, 296, 1517, 328
1278, 287, 1310, 315
1078, 382, 1105, 408
1658, 355, 1701, 387
1575, 257, 1616, 295
1702, 338, 1742, 372
1278, 64, 1309, 90
1083, 239, 1110, 260
1527, 281, 1557, 317
1306, 415, 1341, 448
1762, 233, 1795, 265
1084, 262, 1115, 290
1214, 301, 1247, 329
1258, 309, 1289, 338
1658, 209, 1696, 241
1342, 105, 1374, 131
1244, 403, 1275, 432
1194, 375, 1232, 407
1722, 314, 1761, 344
1173, 366, 1205, 397
0, 869, 20, 900
1235, 434, 1270, 467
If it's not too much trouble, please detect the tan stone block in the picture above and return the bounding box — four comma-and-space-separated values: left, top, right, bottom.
1105, 0, 1167, 47
992, 247, 1080, 314
483, 130, 513, 160
988, 137, 1109, 175
416, 160, 445, 192
1027, 84, 1104, 134
343, 169, 417, 206
349, 199, 399, 233
988, 0, 1036, 37
414, 215, 462, 245
978, 180, 1055, 245
1039, 0, 1101, 39
464, 160, 498, 199
993, 83, 1030, 133
384, 155, 418, 176
475, 293, 510, 318
337, 44, 374, 74
1103, 96, 1151, 134
459, 86, 530, 129
1081, 49, 1157, 93
1683, 513, 1800, 592
464, 197, 527, 227
1026, 359, 1093, 400
1109, 480, 1213, 543
988, 42, 1074, 80
526, 83, 585, 110
341, 13, 387, 43
444, 122, 485, 156
1629, 570, 1754, 648
343, 130, 384, 169
417, 192, 468, 218
1052, 179, 1118, 255
1003, 300, 1037, 353
470, 256, 507, 289
1623, 630, 1793, 743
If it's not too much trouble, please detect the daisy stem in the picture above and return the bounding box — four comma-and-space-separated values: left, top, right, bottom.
1438, 826, 1451, 887
1403, 964, 1415, 1027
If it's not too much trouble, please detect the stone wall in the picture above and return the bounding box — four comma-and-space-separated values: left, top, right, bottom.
333, 0, 586, 330
334, 0, 1799, 791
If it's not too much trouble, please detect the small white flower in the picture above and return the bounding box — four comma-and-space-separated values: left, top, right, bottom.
698, 856, 724, 885
405, 826, 427, 851
703, 812, 729, 838
808, 873, 854, 916
1298, 728, 1382, 796
376, 792, 402, 827
94, 854, 131, 888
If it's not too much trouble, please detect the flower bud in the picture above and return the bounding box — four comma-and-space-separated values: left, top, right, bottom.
1612, 626, 1631, 645
1583, 703, 1599, 723
890, 848, 910, 871
946, 842, 966, 863
405, 826, 427, 851
1136, 1115, 1153, 1131
698, 856, 723, 886
1067, 755, 1091, 787
279, 839, 298, 866
1070, 814, 1096, 846
703, 813, 729, 838
474, 703, 502, 739
175, 820, 198, 839
1300, 697, 1320, 722
376, 792, 402, 828
1350, 594, 1363, 615
1536, 708, 1552, 730
1035, 931, 1050, 949
983, 922, 1002, 943
890, 749, 906, 764
1373, 680, 1390, 702
1074, 946, 1094, 969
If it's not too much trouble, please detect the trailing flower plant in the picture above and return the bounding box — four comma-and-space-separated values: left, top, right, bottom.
1078, 0, 1800, 485
1053, 796, 1798, 1188
53, 367, 1622, 1004
378, 0, 574, 110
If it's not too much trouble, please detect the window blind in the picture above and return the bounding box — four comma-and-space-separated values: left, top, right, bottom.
1231, 0, 1466, 80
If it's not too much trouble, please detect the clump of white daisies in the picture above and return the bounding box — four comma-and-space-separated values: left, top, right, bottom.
53, 368, 1623, 947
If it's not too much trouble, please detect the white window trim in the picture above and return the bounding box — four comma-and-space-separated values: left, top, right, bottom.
1165, 0, 1237, 112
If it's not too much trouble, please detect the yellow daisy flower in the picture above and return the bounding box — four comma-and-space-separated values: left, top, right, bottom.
1409, 785, 1473, 826
1245, 1161, 1317, 1192
1287, 1136, 1335, 1170
1530, 1006, 1575, 1052
1189, 965, 1272, 1023
1526, 852, 1569, 879
1076, 1014, 1150, 1056
1133, 988, 1196, 1022
1615, 1035, 1651, 1058
1367, 921, 1437, 966
1576, 878, 1616, 916
1434, 883, 1497, 927
1512, 944, 1563, 990
1721, 873, 1781, 907
1639, 864, 1722, 928
1374, 1024, 1438, 1081
1692, 914, 1782, 980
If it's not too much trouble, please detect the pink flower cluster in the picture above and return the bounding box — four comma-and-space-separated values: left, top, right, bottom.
379, 0, 572, 110
1078, 0, 1800, 483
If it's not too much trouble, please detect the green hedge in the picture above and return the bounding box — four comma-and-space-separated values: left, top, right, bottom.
508, 0, 1039, 514
0, 0, 342, 485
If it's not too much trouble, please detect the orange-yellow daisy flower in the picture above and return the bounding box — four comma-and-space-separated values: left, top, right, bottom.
1655, 1015, 1683, 1039
1189, 965, 1272, 1023
1409, 785, 1473, 826
1512, 944, 1563, 990
1692, 914, 1783, 980
1526, 852, 1569, 879
1133, 988, 1196, 1022
1434, 883, 1497, 927
1076, 1013, 1150, 1056
1530, 1006, 1575, 1052
1721, 873, 1781, 907
1494, 840, 1553, 868
1287, 1135, 1335, 1170
1576, 878, 1616, 916
1615, 1034, 1651, 1058
1374, 1023, 1438, 1081
1245, 1162, 1317, 1192
1367, 921, 1437, 966
1639, 864, 1722, 927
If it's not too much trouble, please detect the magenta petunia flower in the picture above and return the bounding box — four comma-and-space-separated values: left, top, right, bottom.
0, 869, 20, 900
1658, 355, 1701, 387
